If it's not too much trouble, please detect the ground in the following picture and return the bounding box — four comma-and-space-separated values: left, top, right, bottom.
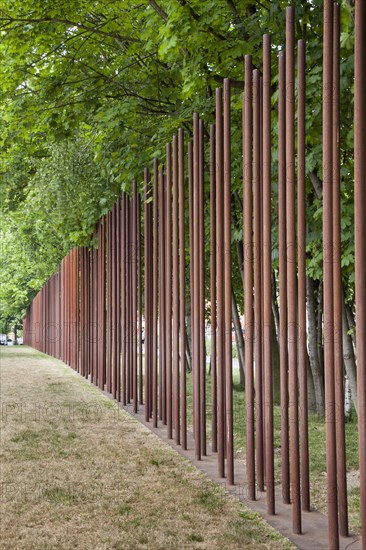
0, 346, 293, 550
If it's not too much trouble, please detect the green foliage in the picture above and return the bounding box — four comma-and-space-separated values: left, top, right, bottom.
0, 0, 357, 324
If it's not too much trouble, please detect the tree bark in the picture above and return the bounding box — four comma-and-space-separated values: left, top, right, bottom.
306, 276, 325, 417
342, 297, 358, 412
185, 308, 192, 372
231, 288, 245, 387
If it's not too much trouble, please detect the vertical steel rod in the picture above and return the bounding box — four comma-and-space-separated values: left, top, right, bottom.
332, 4, 348, 536
144, 169, 151, 420
243, 55, 255, 500
166, 144, 173, 439
193, 112, 201, 461
210, 123, 218, 454
354, 1, 366, 547
179, 128, 187, 450
172, 135, 180, 444
152, 160, 159, 427
215, 89, 225, 477
263, 34, 274, 514
224, 79, 234, 485
286, 6, 301, 534
253, 68, 264, 492
278, 49, 290, 505
323, 1, 339, 546
199, 118, 206, 457
297, 38, 310, 512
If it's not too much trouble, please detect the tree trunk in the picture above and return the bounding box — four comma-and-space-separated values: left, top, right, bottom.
185, 309, 192, 372
342, 297, 358, 412
306, 276, 325, 417
231, 288, 245, 387
236, 239, 244, 284
317, 281, 324, 371
307, 359, 317, 412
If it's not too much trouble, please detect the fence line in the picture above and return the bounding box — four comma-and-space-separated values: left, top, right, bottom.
23, 3, 365, 548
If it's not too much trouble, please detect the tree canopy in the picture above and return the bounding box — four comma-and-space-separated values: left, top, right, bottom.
0, 0, 356, 330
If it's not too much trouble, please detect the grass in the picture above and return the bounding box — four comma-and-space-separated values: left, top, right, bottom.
185, 363, 361, 535
1, 346, 294, 550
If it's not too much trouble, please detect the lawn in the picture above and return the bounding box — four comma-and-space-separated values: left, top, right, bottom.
0, 346, 294, 550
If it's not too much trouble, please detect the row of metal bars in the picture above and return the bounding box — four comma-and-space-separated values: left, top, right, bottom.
23, 3, 365, 548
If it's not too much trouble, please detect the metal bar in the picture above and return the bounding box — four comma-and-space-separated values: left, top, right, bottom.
263, 34, 274, 514
278, 49, 290, 505
133, 182, 138, 413
323, 1, 339, 546
188, 140, 194, 440
216, 88, 225, 478
166, 144, 173, 438
354, 1, 366, 547
137, 191, 143, 405
210, 123, 217, 454
126, 197, 131, 403
144, 168, 152, 421
159, 165, 166, 423
121, 194, 127, 405
178, 128, 187, 450
116, 198, 121, 403
297, 38, 310, 513
106, 214, 111, 392
112, 203, 118, 400
253, 67, 264, 492
193, 112, 201, 461
223, 78, 234, 485
172, 134, 180, 445
152, 160, 159, 427
243, 55, 255, 500
286, 6, 301, 534
199, 118, 206, 457
332, 4, 348, 536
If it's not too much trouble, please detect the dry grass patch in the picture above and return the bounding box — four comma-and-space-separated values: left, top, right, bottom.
0, 346, 294, 550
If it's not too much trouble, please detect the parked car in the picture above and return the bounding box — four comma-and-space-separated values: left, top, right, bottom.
0, 334, 7, 345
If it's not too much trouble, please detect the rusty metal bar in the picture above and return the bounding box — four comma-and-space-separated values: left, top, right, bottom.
193, 112, 201, 461
278, 49, 290, 506
159, 165, 166, 424
354, 1, 366, 547
199, 118, 206, 457
263, 34, 274, 515
297, 38, 310, 513
286, 6, 301, 534
166, 143, 173, 438
178, 128, 187, 450
243, 55, 255, 500
116, 198, 121, 403
137, 191, 143, 406
152, 160, 159, 428
106, 212, 112, 393
210, 123, 217, 454
188, 140, 194, 440
144, 168, 152, 420
332, 4, 348, 537
323, 1, 339, 547
132, 182, 138, 413
216, 88, 225, 478
112, 203, 118, 400
223, 79, 234, 485
172, 134, 180, 444
253, 67, 264, 492
121, 193, 127, 405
